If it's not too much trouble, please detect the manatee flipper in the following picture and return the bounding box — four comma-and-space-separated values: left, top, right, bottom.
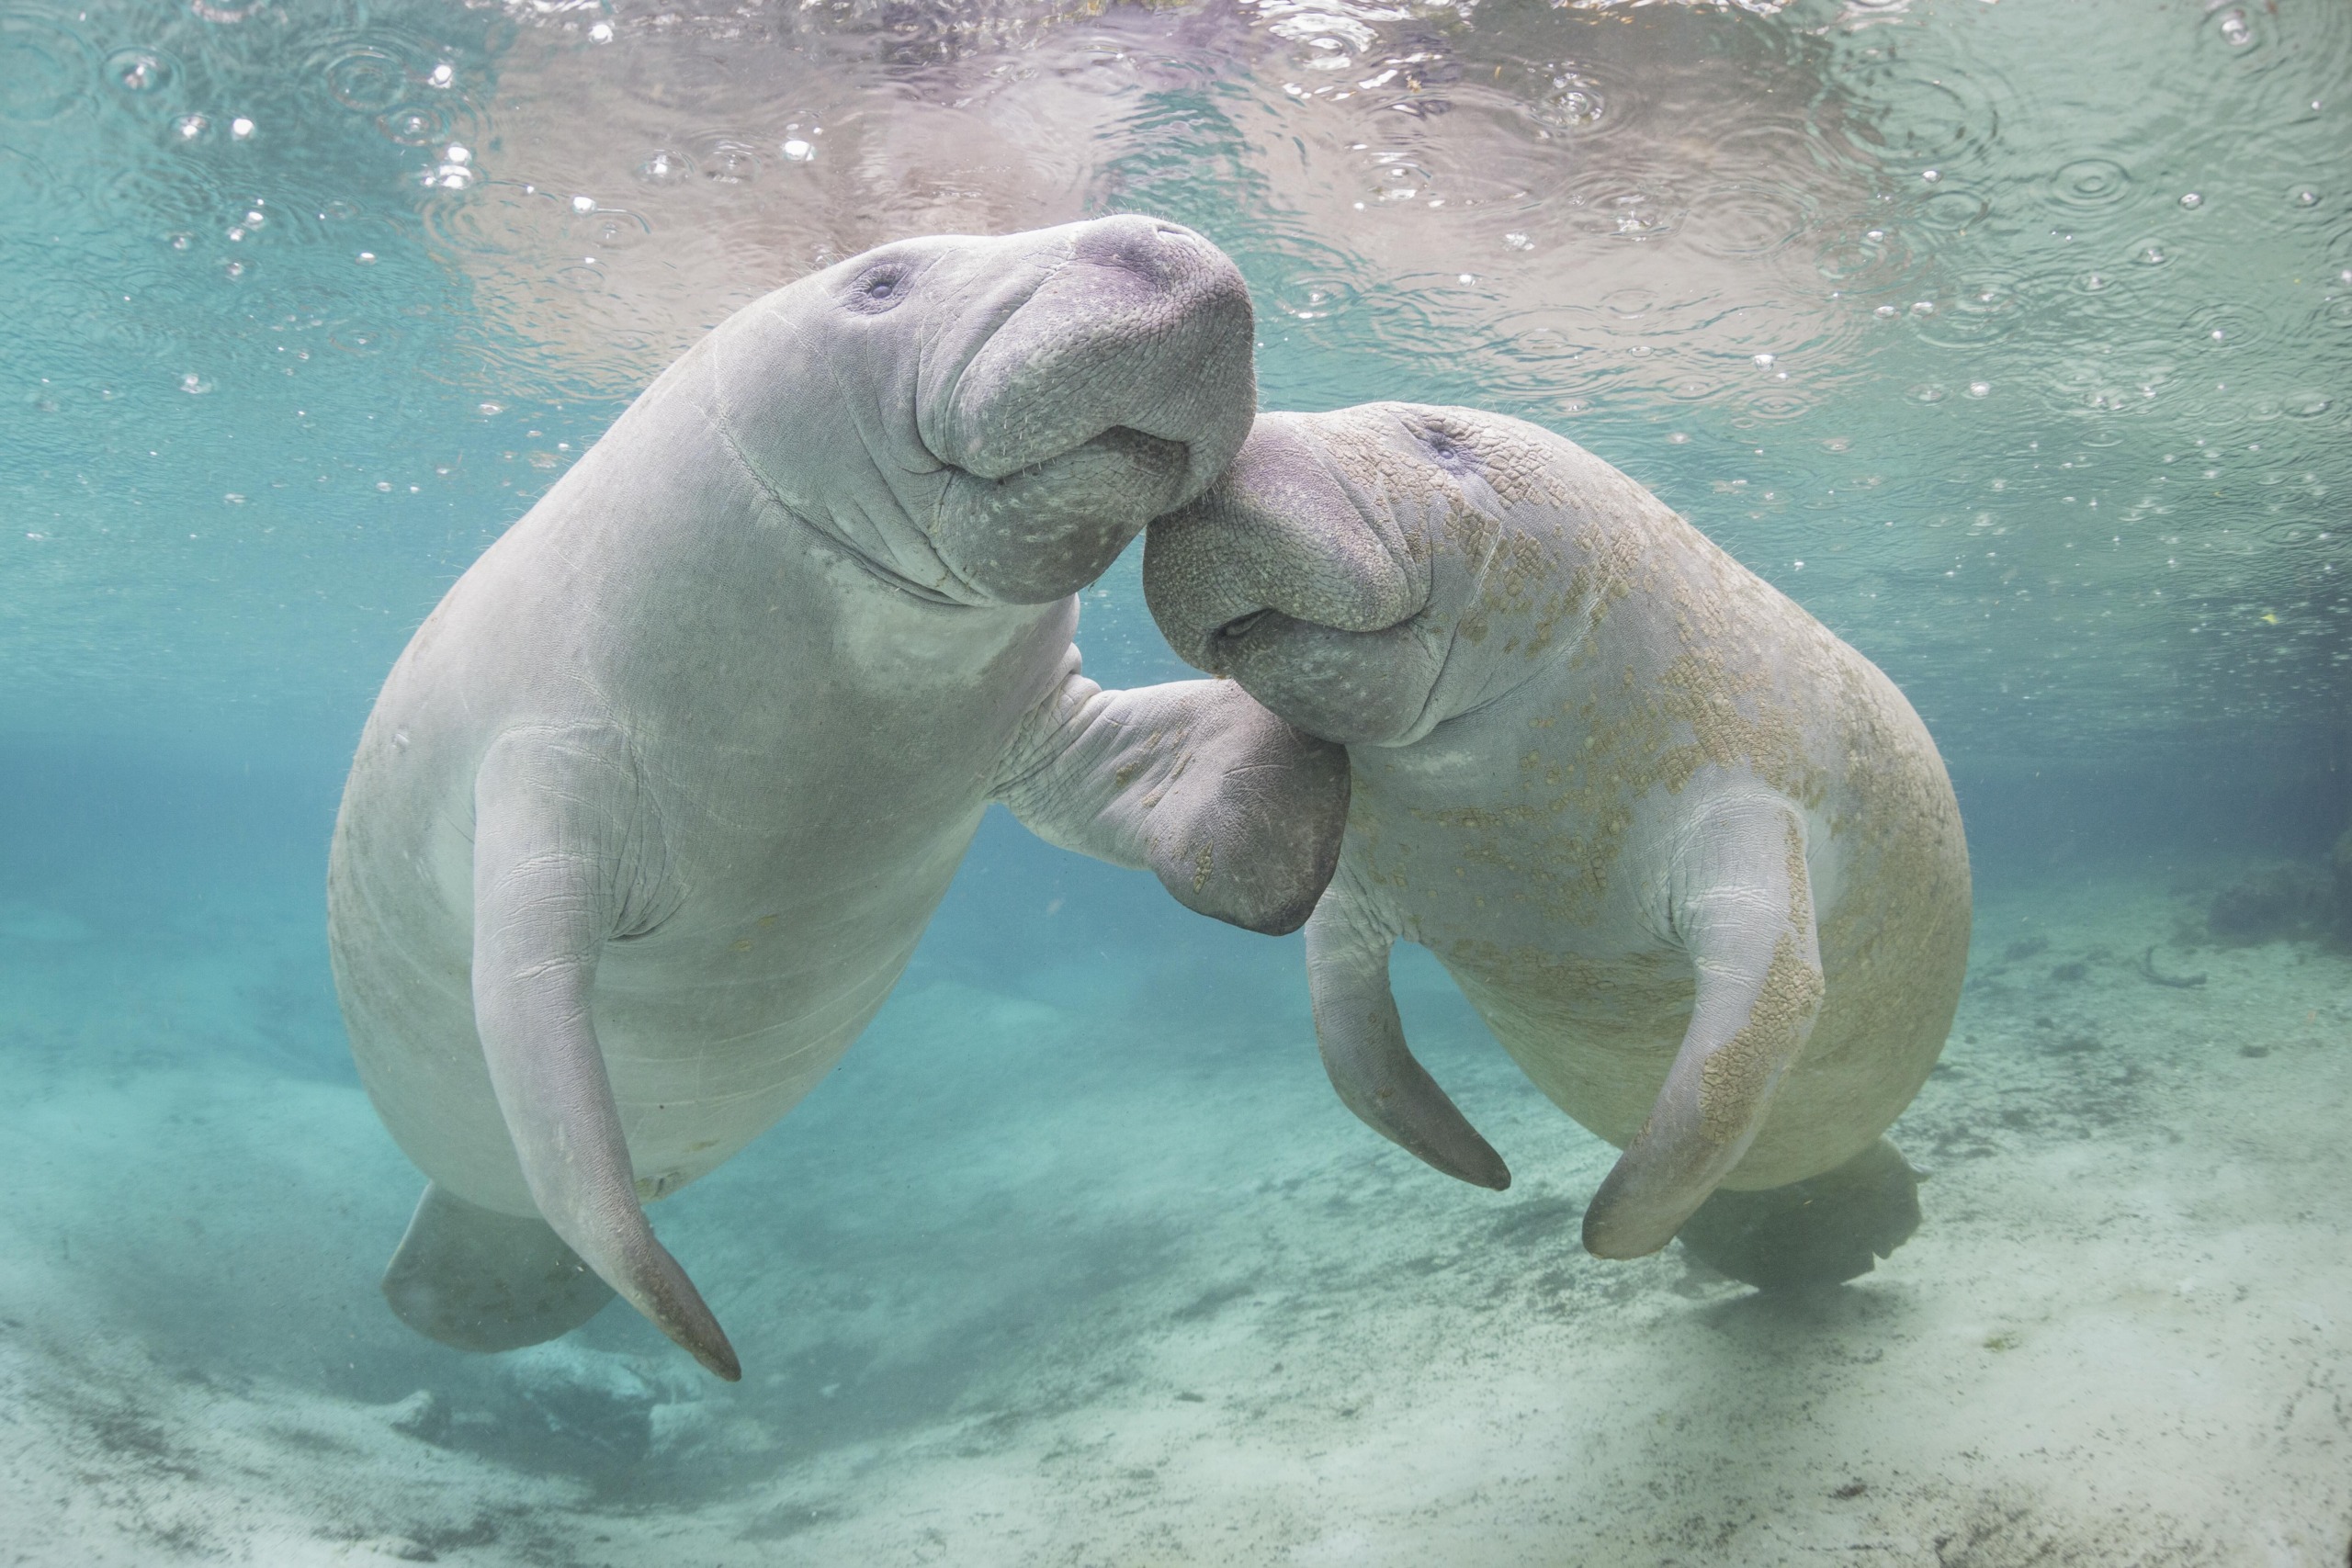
1304, 874, 1510, 1190
382, 1182, 617, 1352
993, 659, 1350, 935
1584, 796, 1826, 1259
471, 730, 740, 1382
1676, 1137, 1923, 1289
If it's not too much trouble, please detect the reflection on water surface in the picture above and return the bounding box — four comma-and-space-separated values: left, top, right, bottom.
5, 0, 2347, 761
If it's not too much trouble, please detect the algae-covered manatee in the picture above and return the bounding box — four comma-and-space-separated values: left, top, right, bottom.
1145, 403, 1969, 1281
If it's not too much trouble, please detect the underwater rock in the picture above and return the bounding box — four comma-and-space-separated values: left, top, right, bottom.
1675, 1138, 1924, 1291
383, 1389, 447, 1443
495, 1343, 676, 1463
2208, 863, 2333, 943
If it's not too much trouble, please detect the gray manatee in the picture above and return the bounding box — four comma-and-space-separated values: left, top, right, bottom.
327, 219, 1349, 1381
1144, 403, 1969, 1268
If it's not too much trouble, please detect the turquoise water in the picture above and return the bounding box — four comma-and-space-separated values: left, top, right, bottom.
3, 0, 2348, 1561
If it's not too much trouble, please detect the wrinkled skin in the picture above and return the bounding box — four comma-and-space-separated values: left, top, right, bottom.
1145, 404, 1970, 1261
329, 220, 1350, 1380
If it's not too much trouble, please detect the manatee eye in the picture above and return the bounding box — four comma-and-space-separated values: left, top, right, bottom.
845, 262, 910, 314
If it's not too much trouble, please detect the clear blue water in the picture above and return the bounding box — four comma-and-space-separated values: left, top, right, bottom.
3, 0, 2348, 1560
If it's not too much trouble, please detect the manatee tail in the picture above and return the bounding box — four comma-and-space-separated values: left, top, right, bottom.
382, 1183, 617, 1353
1675, 1137, 1925, 1289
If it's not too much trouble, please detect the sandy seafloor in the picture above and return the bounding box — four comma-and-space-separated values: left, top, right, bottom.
3, 820, 2348, 1567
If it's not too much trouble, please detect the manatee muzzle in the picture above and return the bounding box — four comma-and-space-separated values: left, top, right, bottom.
1144, 413, 1442, 742
925, 216, 1256, 604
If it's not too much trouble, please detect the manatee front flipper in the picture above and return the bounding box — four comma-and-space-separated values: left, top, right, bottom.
470, 729, 741, 1382
1304, 872, 1510, 1190
1583, 795, 1826, 1260
383, 1182, 616, 1352
993, 658, 1349, 935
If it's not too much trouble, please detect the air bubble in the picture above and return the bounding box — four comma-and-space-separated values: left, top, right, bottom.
2179, 192, 2202, 209
175, 113, 207, 140
105, 48, 169, 92
780, 138, 813, 163
699, 138, 760, 184
2049, 158, 2130, 209
1968, 381, 1991, 398
324, 49, 405, 112
570, 194, 596, 215
589, 21, 613, 41
637, 150, 693, 186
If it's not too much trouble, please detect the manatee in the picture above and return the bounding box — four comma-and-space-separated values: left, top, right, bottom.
1143, 403, 1970, 1277
327, 219, 1349, 1380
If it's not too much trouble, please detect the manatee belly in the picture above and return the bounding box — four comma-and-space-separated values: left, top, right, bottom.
334, 806, 984, 1217
1444, 943, 1693, 1153
1441, 866, 1967, 1190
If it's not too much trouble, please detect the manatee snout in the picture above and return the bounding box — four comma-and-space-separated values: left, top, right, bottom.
1145, 412, 1441, 745
929, 216, 1257, 604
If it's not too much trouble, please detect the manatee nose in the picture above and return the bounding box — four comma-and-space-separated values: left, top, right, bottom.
1067, 214, 1216, 292
924, 216, 1257, 604
930, 217, 1253, 490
